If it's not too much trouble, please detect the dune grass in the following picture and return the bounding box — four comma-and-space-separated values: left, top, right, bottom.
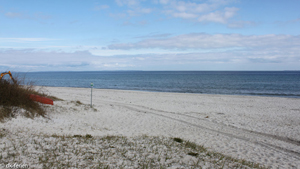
0, 132, 267, 169
0, 75, 59, 122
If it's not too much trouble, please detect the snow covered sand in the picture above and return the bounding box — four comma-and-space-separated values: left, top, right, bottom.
1, 86, 300, 168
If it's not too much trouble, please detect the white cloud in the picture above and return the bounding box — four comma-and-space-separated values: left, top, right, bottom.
0, 49, 147, 71
1, 41, 299, 71
159, 0, 238, 24
135, 33, 172, 39
111, 0, 242, 25
197, 7, 238, 23
112, 0, 152, 18
108, 33, 300, 50
0, 50, 102, 71
104, 33, 300, 70
173, 12, 198, 19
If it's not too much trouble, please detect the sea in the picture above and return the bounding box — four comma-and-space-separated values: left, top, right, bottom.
14, 71, 300, 98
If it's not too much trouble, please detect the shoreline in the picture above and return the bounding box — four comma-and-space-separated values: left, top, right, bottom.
34, 85, 300, 99
1, 86, 300, 168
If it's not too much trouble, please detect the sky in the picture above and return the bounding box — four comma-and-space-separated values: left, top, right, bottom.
0, 0, 300, 71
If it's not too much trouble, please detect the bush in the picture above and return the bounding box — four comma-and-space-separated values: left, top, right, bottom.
0, 76, 46, 122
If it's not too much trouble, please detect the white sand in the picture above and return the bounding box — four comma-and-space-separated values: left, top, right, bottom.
1, 86, 300, 168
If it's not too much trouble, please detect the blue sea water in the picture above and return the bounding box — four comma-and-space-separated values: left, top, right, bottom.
15, 71, 300, 98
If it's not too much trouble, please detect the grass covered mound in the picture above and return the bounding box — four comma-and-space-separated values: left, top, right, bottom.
0, 76, 52, 122
0, 133, 266, 169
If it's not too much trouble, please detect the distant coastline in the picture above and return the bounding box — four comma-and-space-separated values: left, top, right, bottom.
15, 70, 300, 73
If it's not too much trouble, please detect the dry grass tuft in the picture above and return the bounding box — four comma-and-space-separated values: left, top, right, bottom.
0, 134, 268, 168
76, 100, 82, 105
173, 137, 183, 143
0, 74, 59, 122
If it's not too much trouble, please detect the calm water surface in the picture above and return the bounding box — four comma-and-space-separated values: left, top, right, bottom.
15, 71, 300, 98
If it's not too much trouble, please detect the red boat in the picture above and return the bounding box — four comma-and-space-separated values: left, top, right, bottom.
1, 71, 53, 105
29, 94, 53, 105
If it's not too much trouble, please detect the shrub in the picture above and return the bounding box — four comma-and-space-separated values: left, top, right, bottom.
0, 75, 47, 121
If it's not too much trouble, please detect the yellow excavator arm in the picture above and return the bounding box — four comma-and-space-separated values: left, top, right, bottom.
0, 71, 16, 83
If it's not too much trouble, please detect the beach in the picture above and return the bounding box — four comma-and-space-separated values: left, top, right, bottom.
1, 86, 300, 168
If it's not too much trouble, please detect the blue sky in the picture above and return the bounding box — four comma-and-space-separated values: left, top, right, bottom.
0, 0, 300, 71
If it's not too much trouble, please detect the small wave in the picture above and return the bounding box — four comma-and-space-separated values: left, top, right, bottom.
241, 92, 300, 98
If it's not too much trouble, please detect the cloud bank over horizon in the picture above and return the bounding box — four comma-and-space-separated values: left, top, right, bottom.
1, 0, 299, 71
1, 33, 299, 71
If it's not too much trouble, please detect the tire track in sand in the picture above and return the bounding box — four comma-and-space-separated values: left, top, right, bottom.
101, 100, 300, 160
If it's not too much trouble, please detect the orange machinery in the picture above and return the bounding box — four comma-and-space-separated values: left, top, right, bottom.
0, 71, 16, 83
